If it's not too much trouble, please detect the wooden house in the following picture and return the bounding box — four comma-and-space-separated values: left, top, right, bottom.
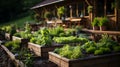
31, 0, 120, 31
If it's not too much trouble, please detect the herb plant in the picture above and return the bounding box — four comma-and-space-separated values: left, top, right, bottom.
55, 45, 83, 59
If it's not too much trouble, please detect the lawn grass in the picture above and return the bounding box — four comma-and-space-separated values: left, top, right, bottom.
0, 15, 35, 28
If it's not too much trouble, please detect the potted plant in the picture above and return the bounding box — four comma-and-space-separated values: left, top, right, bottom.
13, 24, 32, 47
91, 17, 99, 30
87, 6, 93, 13
44, 11, 53, 21
99, 17, 109, 31
3, 25, 17, 40
57, 6, 66, 20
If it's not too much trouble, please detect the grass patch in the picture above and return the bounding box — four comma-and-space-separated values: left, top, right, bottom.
0, 15, 35, 28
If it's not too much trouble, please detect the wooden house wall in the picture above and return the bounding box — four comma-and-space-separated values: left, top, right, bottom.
33, 0, 119, 30
117, 0, 120, 31
92, 0, 118, 30
107, 16, 116, 30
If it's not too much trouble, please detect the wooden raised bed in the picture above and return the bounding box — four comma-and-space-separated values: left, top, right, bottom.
5, 33, 12, 40
12, 36, 29, 47
28, 42, 62, 58
49, 52, 120, 67
0, 45, 25, 67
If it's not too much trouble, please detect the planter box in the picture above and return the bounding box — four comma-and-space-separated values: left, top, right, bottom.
1, 45, 57, 67
49, 52, 120, 67
5, 33, 12, 40
28, 42, 62, 58
12, 36, 29, 47
0, 45, 25, 67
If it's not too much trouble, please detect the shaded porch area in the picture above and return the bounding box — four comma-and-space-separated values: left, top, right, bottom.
31, 0, 120, 31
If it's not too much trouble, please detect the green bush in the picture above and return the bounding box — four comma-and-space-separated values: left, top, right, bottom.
57, 6, 66, 18
48, 26, 64, 37
94, 49, 104, 55
54, 48, 61, 54
30, 37, 37, 43
100, 47, 111, 53
25, 23, 31, 33
59, 32, 66, 37
14, 32, 21, 37
55, 45, 83, 59
40, 27, 49, 36
16, 48, 33, 67
53, 35, 120, 59
53, 36, 88, 44
1, 25, 17, 35
4, 26, 11, 33
75, 26, 83, 32
33, 36, 52, 46
65, 29, 74, 36
14, 31, 32, 39
113, 46, 120, 52
5, 40, 20, 51
86, 46, 96, 54
30, 31, 52, 46
81, 41, 96, 50
70, 46, 83, 59
44, 11, 53, 20
98, 34, 119, 49
59, 45, 73, 58
78, 34, 89, 39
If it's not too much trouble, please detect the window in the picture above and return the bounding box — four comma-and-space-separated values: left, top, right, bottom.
106, 0, 115, 15
96, 0, 104, 17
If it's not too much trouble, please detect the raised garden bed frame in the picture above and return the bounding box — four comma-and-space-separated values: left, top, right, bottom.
12, 36, 29, 47
5, 33, 12, 40
0, 45, 25, 67
49, 52, 120, 67
28, 42, 63, 58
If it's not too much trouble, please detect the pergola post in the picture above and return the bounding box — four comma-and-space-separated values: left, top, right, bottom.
83, 2, 86, 17
104, 0, 107, 16
76, 3, 79, 17
115, 0, 119, 30
69, 5, 72, 18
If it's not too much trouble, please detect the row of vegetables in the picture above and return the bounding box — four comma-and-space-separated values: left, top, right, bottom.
54, 35, 120, 59
1, 24, 120, 67
0, 24, 86, 66
12, 25, 86, 46
4, 40, 34, 67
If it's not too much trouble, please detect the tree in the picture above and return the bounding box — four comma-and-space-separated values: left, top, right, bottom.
0, 0, 42, 22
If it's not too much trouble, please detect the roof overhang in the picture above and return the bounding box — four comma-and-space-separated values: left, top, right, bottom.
31, 0, 64, 9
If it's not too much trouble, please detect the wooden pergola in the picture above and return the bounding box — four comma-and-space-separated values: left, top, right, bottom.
31, 0, 120, 31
